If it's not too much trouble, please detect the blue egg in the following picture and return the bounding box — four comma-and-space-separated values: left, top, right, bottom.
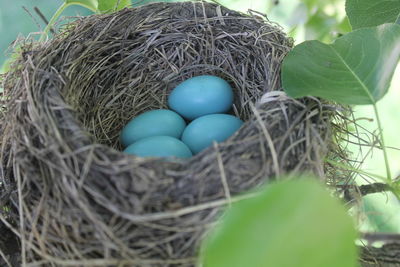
120, 109, 186, 148
123, 136, 193, 158
181, 114, 243, 154
168, 75, 234, 120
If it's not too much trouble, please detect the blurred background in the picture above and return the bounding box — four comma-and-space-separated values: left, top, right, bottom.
1, 0, 399, 233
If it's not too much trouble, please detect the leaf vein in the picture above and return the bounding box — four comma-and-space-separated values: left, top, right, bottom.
329, 46, 375, 103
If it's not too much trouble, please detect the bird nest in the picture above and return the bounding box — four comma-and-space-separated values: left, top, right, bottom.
0, 1, 341, 266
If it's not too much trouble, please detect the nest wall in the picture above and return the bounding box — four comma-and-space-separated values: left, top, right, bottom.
0, 1, 336, 266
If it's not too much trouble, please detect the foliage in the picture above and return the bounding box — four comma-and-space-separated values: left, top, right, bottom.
201, 178, 358, 267
304, 11, 341, 41
282, 0, 400, 190
98, 0, 132, 12
286, 0, 349, 43
346, 0, 400, 29
282, 24, 400, 105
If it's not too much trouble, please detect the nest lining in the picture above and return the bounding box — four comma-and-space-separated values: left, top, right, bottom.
0, 1, 339, 266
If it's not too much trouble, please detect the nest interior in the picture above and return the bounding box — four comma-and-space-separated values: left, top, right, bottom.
0, 1, 337, 266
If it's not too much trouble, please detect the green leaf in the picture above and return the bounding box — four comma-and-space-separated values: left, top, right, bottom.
201, 178, 358, 267
301, 0, 337, 11
346, 0, 400, 29
305, 11, 338, 42
286, 3, 308, 27
337, 16, 352, 35
282, 23, 400, 105
302, 0, 342, 10
65, 0, 98, 12
98, 0, 131, 13
302, 0, 319, 10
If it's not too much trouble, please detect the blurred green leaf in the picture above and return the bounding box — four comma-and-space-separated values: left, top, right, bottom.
336, 16, 352, 34
305, 10, 337, 41
302, 0, 343, 10
282, 23, 400, 105
286, 3, 308, 27
65, 0, 98, 12
98, 0, 131, 13
302, 0, 318, 10
346, 0, 400, 29
201, 178, 358, 267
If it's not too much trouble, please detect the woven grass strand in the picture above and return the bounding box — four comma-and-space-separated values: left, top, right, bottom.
0, 1, 337, 266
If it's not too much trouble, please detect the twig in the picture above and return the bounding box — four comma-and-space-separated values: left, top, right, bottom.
21, 6, 41, 32
338, 183, 393, 203
0, 249, 12, 267
34, 7, 56, 35
362, 232, 400, 244
358, 183, 392, 195
214, 142, 231, 205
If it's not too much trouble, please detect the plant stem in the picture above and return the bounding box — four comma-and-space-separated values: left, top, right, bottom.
39, 3, 69, 42
325, 159, 387, 181
392, 182, 400, 199
373, 104, 392, 181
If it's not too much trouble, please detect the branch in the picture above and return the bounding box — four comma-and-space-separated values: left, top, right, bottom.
358, 183, 392, 195
338, 183, 392, 203
34, 7, 56, 35
362, 232, 400, 245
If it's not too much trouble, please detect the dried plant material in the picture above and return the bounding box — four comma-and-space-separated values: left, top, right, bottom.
0, 1, 338, 266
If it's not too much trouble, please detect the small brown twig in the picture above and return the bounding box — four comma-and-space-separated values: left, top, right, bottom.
338, 183, 393, 203
34, 7, 56, 35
